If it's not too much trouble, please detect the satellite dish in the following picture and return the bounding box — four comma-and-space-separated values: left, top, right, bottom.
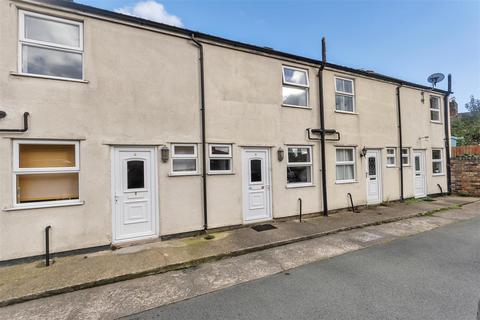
427, 73, 445, 88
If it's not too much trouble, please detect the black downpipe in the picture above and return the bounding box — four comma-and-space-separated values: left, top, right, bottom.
191, 35, 208, 231
444, 74, 452, 194
396, 86, 404, 201
0, 112, 30, 132
298, 198, 303, 222
318, 38, 328, 217
45, 225, 51, 267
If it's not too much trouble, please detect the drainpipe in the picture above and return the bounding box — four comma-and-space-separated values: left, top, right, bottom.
444, 74, 452, 194
396, 85, 404, 201
191, 34, 208, 231
318, 38, 328, 216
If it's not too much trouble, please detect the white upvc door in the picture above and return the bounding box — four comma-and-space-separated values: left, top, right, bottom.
242, 148, 272, 222
112, 146, 158, 243
413, 150, 427, 198
365, 149, 382, 204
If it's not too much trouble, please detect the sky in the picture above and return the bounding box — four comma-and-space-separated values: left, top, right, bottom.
77, 0, 480, 112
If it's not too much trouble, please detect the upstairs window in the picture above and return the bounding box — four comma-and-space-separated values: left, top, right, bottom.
13, 140, 80, 207
335, 77, 355, 113
430, 96, 441, 122
19, 10, 84, 80
282, 66, 309, 108
208, 144, 233, 174
287, 146, 312, 186
432, 149, 444, 175
386, 148, 396, 167
171, 144, 198, 175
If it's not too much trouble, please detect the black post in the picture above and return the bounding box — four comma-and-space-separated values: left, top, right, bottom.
318, 37, 328, 216
298, 198, 302, 222
45, 226, 51, 267
396, 86, 404, 201
191, 34, 208, 231
444, 74, 452, 194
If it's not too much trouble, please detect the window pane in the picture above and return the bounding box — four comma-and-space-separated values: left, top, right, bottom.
432, 150, 441, 160
250, 159, 262, 182
210, 159, 231, 171
282, 87, 308, 107
336, 164, 354, 181
336, 149, 353, 162
288, 148, 310, 163
174, 145, 195, 155
19, 144, 76, 168
283, 68, 307, 85
211, 146, 230, 155
17, 173, 79, 203
336, 78, 352, 93
415, 157, 420, 171
127, 160, 144, 189
431, 110, 440, 121
368, 157, 376, 176
173, 159, 196, 172
22, 44, 82, 79
402, 149, 409, 155
387, 157, 395, 165
430, 97, 440, 110
433, 161, 442, 174
287, 166, 311, 184
387, 149, 395, 155
402, 156, 409, 165
335, 94, 354, 112
25, 15, 80, 48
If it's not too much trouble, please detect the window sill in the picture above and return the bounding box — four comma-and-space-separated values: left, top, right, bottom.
3, 200, 85, 212
433, 173, 445, 177
286, 183, 315, 189
281, 104, 312, 110
10, 72, 89, 83
335, 110, 358, 115
386, 165, 397, 168
430, 120, 443, 124
169, 172, 201, 177
207, 171, 235, 175
335, 180, 358, 184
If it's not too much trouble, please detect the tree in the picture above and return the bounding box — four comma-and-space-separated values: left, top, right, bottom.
465, 95, 480, 114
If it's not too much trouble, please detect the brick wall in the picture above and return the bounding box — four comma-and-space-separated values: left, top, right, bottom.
451, 156, 480, 196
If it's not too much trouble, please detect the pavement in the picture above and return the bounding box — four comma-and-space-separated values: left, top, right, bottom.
0, 195, 478, 309
0, 198, 479, 319
126, 203, 480, 320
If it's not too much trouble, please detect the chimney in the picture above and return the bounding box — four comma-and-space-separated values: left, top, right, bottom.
449, 98, 458, 117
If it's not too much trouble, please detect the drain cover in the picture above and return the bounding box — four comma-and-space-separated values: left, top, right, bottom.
251, 224, 277, 232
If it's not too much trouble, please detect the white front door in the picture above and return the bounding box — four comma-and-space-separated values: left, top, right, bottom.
242, 148, 272, 222
413, 150, 427, 198
112, 147, 158, 243
365, 150, 382, 204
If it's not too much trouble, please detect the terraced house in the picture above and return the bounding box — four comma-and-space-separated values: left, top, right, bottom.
0, 0, 452, 262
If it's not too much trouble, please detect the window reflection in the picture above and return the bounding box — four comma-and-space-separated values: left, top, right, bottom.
22, 45, 82, 79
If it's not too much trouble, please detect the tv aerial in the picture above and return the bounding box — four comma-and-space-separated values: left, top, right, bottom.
427, 73, 445, 88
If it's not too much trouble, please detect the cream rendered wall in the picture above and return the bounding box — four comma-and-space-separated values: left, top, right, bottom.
0, 2, 203, 260
0, 1, 448, 261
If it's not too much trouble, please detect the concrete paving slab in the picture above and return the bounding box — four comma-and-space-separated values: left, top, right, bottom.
0, 196, 477, 308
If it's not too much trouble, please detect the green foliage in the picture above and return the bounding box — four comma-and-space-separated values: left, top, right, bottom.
451, 95, 480, 146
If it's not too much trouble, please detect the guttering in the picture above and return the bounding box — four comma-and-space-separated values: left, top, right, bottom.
318, 37, 328, 216
190, 34, 208, 231
444, 74, 452, 193
35, 0, 448, 95
396, 86, 404, 201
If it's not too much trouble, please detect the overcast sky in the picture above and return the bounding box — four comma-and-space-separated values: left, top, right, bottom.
77, 0, 480, 112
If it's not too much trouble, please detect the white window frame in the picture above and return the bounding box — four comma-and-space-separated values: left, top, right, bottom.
18, 10, 84, 81
334, 76, 356, 113
432, 148, 444, 176
171, 143, 198, 176
286, 146, 313, 187
282, 66, 310, 109
386, 148, 396, 167
401, 148, 411, 166
335, 147, 356, 183
430, 95, 442, 123
12, 140, 81, 209
208, 144, 233, 174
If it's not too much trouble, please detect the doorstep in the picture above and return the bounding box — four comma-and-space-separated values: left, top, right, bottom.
0, 195, 478, 307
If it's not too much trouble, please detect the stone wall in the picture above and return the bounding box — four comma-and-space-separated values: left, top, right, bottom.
451, 156, 480, 196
